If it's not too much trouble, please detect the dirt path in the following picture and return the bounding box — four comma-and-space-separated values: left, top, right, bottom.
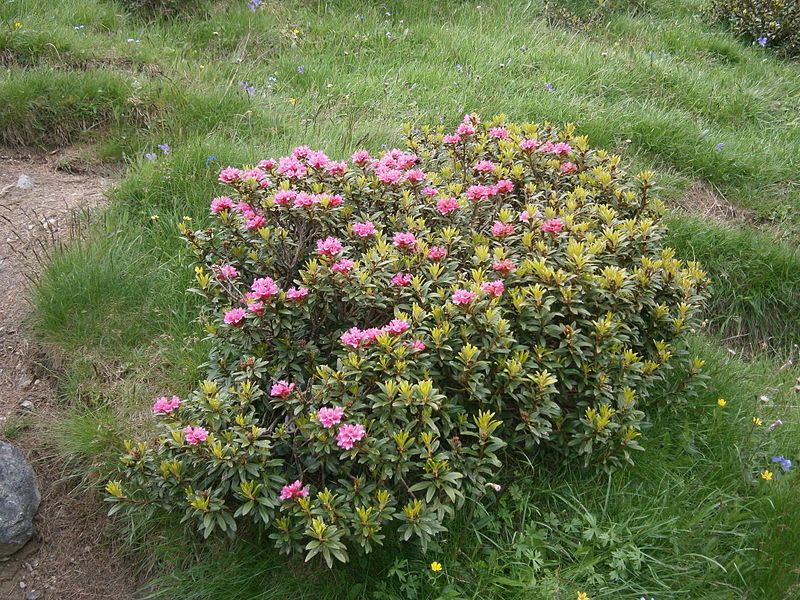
0, 150, 141, 599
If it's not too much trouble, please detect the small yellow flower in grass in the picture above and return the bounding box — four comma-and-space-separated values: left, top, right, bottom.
761, 469, 773, 481
289, 97, 298, 106
14, 21, 22, 29
183, 215, 193, 221
577, 592, 590, 600
753, 417, 763, 426
717, 398, 727, 407
430, 561, 443, 572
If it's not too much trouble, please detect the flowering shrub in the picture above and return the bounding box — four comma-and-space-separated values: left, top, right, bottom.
106, 115, 707, 565
710, 0, 800, 56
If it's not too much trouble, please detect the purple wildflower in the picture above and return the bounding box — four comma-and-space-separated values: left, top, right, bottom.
144, 152, 157, 161
158, 143, 170, 155
545, 82, 554, 92
771, 456, 792, 471
757, 36, 768, 47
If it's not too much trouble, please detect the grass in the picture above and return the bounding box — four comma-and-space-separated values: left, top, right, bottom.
2, 0, 800, 597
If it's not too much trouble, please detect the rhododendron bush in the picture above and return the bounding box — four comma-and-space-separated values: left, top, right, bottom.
106, 115, 708, 566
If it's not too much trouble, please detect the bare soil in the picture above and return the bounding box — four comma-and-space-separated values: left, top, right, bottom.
676, 180, 757, 225
0, 150, 142, 599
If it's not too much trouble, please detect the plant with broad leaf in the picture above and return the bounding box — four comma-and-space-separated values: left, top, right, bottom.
106, 114, 707, 565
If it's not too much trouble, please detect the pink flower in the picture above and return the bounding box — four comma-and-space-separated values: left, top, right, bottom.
316, 236, 343, 256
183, 425, 208, 445
392, 231, 417, 250
251, 277, 279, 300
443, 134, 462, 145
307, 150, 330, 170
324, 194, 343, 207
377, 168, 403, 185
542, 218, 564, 234
560, 161, 577, 174
452, 289, 477, 305
481, 280, 505, 297
408, 340, 426, 352
242, 168, 269, 185
489, 126, 509, 139
276, 156, 307, 179
248, 301, 265, 316
467, 184, 497, 201
436, 196, 460, 215
474, 160, 496, 172
495, 179, 515, 193
404, 169, 426, 183
280, 480, 309, 501
218, 167, 242, 184
428, 246, 448, 261
224, 308, 247, 326
292, 145, 312, 158
293, 192, 316, 208
396, 153, 417, 170
271, 380, 296, 398
386, 318, 410, 334
392, 272, 413, 286
421, 186, 438, 197
245, 215, 266, 230
456, 122, 476, 136
352, 221, 377, 237
352, 150, 372, 165
318, 406, 344, 428
273, 190, 297, 206
336, 423, 366, 450
492, 259, 517, 275
285, 287, 309, 301
152, 395, 181, 415
491, 221, 514, 237
210, 196, 233, 213
340, 327, 364, 348
217, 265, 239, 280
553, 142, 572, 155
325, 161, 347, 176
519, 210, 530, 222
331, 259, 355, 274
520, 138, 540, 151
258, 158, 277, 170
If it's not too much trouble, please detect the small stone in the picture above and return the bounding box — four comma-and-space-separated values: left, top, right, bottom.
25, 591, 42, 600
0, 441, 41, 557
16, 175, 34, 190
20, 400, 34, 411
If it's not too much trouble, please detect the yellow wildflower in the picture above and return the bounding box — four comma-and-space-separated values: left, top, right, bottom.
760, 469, 773, 481
14, 21, 22, 29
430, 561, 443, 572
717, 398, 727, 407
289, 97, 298, 106
577, 593, 590, 600
752, 417, 763, 426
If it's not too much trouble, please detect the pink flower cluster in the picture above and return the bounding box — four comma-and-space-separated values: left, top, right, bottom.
331, 259, 355, 274
452, 289, 477, 305
224, 307, 247, 326
392, 231, 417, 251
340, 318, 411, 348
251, 276, 279, 299
285, 286, 309, 301
183, 425, 209, 445
493, 259, 517, 275
392, 272, 413, 286
541, 141, 572, 155
210, 196, 234, 213
352, 221, 377, 237
491, 221, 514, 237
280, 480, 309, 501
271, 380, 296, 398
373, 149, 421, 186
336, 423, 366, 450
481, 280, 505, 297
428, 246, 448, 260
318, 406, 344, 428
152, 395, 181, 415
316, 236, 344, 256
436, 196, 460, 215
542, 218, 564, 233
